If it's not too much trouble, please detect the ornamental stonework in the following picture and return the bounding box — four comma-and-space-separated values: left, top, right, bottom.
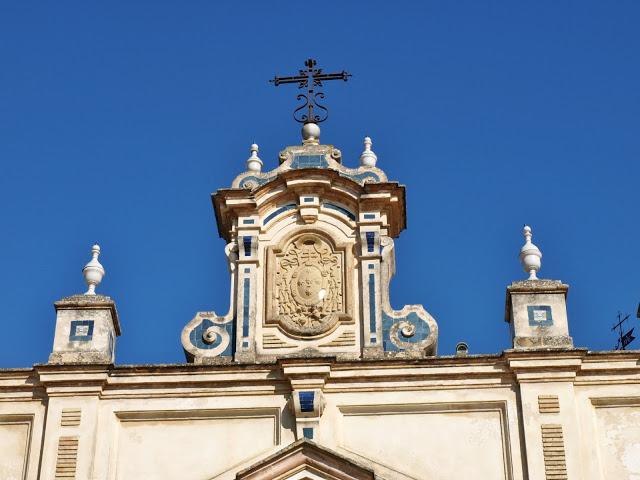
270, 234, 345, 337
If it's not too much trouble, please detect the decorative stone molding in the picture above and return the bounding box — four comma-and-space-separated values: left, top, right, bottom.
232, 143, 388, 192
60, 409, 81, 427
55, 436, 79, 479
541, 424, 567, 479
236, 439, 375, 480
538, 395, 560, 414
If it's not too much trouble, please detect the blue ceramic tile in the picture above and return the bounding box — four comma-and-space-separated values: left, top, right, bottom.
299, 391, 315, 412
242, 278, 250, 337
366, 232, 375, 252
382, 312, 430, 352
302, 427, 314, 439
527, 305, 553, 327
264, 204, 296, 224
369, 273, 377, 333
188, 318, 235, 356
291, 155, 328, 169
341, 171, 380, 184
324, 203, 355, 220
69, 320, 94, 341
238, 174, 276, 189
243, 236, 252, 257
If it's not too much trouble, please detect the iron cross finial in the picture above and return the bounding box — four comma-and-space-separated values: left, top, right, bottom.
270, 58, 351, 124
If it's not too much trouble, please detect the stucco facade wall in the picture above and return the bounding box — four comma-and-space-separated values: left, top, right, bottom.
1, 350, 639, 480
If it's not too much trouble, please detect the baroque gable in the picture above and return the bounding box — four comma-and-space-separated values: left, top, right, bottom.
182, 138, 438, 363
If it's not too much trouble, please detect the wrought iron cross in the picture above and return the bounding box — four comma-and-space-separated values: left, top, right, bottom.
270, 58, 351, 124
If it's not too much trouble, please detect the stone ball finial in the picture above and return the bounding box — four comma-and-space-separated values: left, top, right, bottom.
301, 122, 321, 145
360, 136, 378, 167
519, 225, 542, 280
246, 143, 263, 173
83, 244, 105, 295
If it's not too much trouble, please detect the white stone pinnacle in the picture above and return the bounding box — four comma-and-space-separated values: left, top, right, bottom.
83, 244, 105, 295
359, 136, 378, 167
246, 143, 263, 173
519, 225, 542, 280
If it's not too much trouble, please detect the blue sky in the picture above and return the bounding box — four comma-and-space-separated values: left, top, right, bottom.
1, 1, 638, 367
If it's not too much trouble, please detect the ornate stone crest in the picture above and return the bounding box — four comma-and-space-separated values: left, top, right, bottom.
272, 234, 345, 337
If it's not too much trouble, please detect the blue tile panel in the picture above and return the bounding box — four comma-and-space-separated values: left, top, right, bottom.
188, 318, 235, 356
324, 203, 355, 220
341, 171, 381, 184
382, 312, 430, 352
291, 154, 328, 169
244, 268, 250, 274
527, 305, 553, 327
264, 204, 296, 224
299, 391, 315, 412
242, 278, 250, 337
243, 236, 252, 257
368, 264, 375, 270
69, 320, 94, 341
238, 174, 276, 189
363, 213, 376, 219
242, 219, 255, 225
302, 427, 314, 440
303, 197, 314, 203
366, 232, 375, 252
368, 273, 377, 334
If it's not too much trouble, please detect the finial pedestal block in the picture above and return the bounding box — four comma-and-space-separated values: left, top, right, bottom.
48, 295, 121, 364
505, 280, 573, 349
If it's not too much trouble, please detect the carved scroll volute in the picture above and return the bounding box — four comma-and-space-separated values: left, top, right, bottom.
266, 233, 352, 338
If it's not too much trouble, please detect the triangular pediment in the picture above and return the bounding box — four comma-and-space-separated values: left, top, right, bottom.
236, 440, 375, 480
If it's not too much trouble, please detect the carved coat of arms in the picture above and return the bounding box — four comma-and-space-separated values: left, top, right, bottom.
272, 235, 344, 337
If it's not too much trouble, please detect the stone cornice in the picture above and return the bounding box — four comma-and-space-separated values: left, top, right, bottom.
54, 294, 121, 336
0, 349, 637, 398
212, 168, 406, 241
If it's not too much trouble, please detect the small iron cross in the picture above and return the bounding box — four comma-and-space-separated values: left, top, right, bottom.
270, 58, 351, 124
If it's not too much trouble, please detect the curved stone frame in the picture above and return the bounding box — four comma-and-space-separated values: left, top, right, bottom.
378, 236, 438, 356
265, 228, 355, 341
181, 241, 238, 363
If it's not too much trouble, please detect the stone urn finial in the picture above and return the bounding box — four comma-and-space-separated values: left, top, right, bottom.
246, 143, 263, 173
519, 225, 542, 280
359, 136, 378, 167
83, 244, 105, 295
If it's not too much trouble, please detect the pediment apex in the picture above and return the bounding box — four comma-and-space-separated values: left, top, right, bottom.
236, 440, 375, 480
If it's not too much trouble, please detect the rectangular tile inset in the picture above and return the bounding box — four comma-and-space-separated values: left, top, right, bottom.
299, 391, 315, 412
55, 436, 78, 479
60, 409, 81, 427
528, 305, 553, 327
538, 395, 560, 414
69, 320, 93, 341
541, 424, 567, 480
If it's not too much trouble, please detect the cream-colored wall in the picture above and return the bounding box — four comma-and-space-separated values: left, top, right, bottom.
0, 372, 46, 480
2, 351, 639, 480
